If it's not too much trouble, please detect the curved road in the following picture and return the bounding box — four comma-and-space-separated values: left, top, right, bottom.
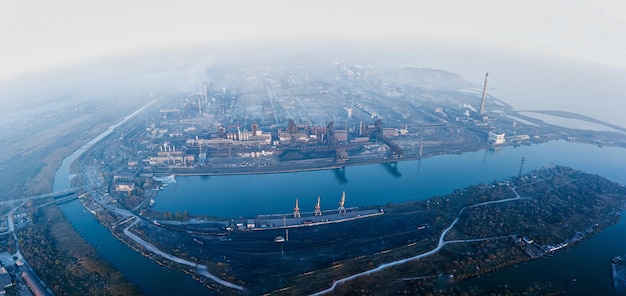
123, 219, 244, 291
311, 186, 525, 295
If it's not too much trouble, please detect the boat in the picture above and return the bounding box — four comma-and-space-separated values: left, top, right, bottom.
149, 198, 155, 206
274, 236, 285, 243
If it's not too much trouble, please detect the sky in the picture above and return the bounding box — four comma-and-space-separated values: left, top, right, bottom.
1, 0, 626, 82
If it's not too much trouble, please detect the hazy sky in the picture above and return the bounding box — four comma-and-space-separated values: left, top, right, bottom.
1, 0, 625, 82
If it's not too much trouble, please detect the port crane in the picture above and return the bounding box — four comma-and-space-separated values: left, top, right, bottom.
314, 196, 322, 216
338, 191, 347, 214
293, 198, 301, 218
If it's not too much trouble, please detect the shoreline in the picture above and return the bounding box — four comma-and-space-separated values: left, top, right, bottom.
88, 165, 626, 295
145, 135, 626, 180
55, 99, 626, 294
147, 144, 498, 178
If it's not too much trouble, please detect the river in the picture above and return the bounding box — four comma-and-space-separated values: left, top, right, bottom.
461, 207, 626, 296
52, 99, 210, 295
54, 131, 626, 294
153, 141, 626, 218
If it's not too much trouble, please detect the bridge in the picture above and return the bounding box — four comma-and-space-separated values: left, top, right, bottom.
0, 186, 90, 207
0, 187, 90, 235
33, 193, 87, 209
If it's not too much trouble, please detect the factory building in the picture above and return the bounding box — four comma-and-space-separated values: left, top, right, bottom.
488, 131, 506, 144
114, 182, 135, 192
145, 143, 196, 166
382, 128, 399, 138
185, 138, 213, 147
508, 134, 530, 142
0, 267, 13, 294
21, 268, 47, 296
227, 129, 272, 144
334, 130, 348, 142
350, 137, 370, 143
146, 153, 195, 166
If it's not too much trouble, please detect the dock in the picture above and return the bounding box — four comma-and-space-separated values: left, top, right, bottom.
252, 208, 383, 230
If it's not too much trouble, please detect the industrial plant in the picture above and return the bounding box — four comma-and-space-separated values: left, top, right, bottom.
6, 61, 626, 296
100, 64, 575, 191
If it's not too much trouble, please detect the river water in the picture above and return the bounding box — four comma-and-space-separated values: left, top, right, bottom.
52, 100, 210, 295
54, 137, 626, 294
154, 141, 626, 218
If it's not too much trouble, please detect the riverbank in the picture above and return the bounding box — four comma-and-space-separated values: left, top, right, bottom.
52, 97, 626, 294
296, 166, 626, 295
141, 131, 626, 183
88, 165, 626, 295
145, 141, 518, 178
17, 205, 141, 295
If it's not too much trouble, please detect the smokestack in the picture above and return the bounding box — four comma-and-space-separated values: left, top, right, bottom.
479, 72, 489, 114
198, 95, 202, 116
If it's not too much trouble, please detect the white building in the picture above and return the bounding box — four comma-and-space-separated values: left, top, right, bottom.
488, 131, 506, 144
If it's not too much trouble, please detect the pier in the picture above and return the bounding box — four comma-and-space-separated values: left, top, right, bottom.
254, 208, 383, 230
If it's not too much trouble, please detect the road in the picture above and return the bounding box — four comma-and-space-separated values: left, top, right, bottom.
311, 186, 524, 295
123, 218, 244, 291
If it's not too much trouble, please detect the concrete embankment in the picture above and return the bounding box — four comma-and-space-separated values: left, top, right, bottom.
122, 220, 244, 291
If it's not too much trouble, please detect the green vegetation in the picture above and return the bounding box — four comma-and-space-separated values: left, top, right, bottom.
18, 205, 140, 296
280, 166, 626, 295
451, 167, 624, 245
81, 164, 626, 295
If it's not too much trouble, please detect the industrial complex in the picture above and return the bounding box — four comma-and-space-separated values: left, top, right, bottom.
50, 62, 623, 294
107, 66, 551, 186
4, 61, 626, 295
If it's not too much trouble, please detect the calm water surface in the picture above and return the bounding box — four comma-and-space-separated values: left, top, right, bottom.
55, 140, 626, 294
154, 141, 626, 218
52, 100, 208, 295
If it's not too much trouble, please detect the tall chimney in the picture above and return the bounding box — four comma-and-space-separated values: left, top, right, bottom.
480, 72, 489, 114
